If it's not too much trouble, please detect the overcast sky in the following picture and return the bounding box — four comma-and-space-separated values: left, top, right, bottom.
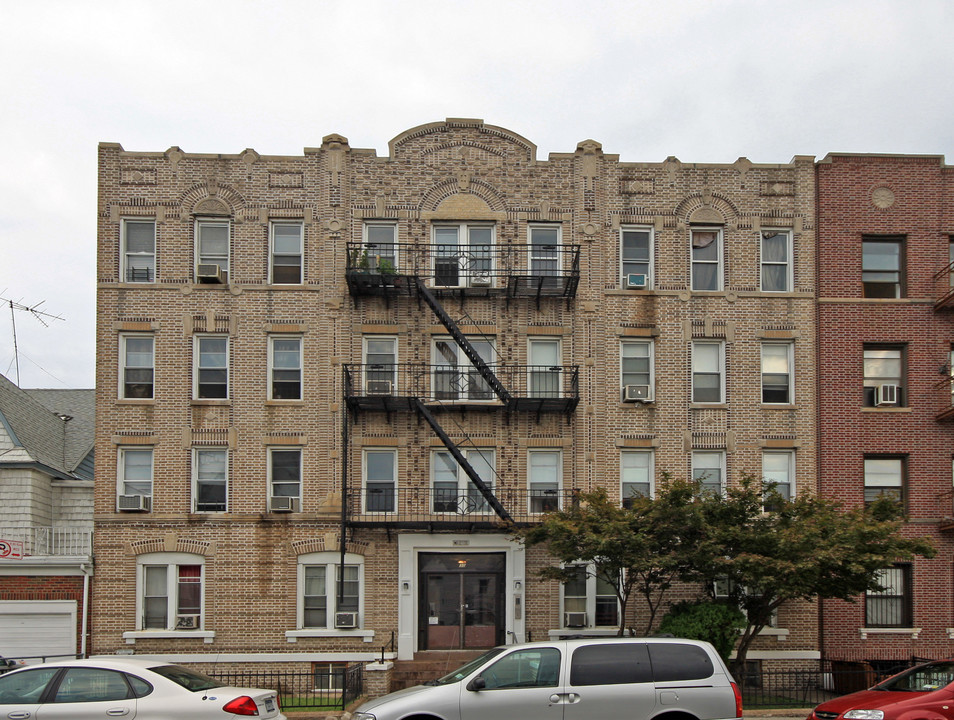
2, 0, 952, 388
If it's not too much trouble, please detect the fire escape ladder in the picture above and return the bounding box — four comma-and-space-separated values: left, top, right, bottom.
412, 398, 513, 524
415, 281, 513, 407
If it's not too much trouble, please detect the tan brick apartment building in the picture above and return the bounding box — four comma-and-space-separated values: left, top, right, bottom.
817, 153, 954, 666
93, 119, 818, 677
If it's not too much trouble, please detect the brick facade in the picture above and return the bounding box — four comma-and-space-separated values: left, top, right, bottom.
94, 119, 818, 672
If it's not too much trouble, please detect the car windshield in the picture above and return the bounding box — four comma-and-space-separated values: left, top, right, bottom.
149, 664, 224, 692
432, 648, 506, 686
875, 662, 954, 692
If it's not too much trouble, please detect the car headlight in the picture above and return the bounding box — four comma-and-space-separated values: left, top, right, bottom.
352, 712, 377, 720
844, 710, 885, 720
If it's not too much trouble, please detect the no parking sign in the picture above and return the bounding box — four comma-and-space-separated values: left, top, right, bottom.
0, 539, 24, 559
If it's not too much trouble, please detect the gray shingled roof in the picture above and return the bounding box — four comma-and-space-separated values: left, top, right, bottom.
0, 374, 95, 478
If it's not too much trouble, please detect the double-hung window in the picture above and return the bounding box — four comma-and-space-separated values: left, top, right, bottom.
862, 237, 904, 298
433, 223, 493, 288
529, 449, 561, 513
118, 447, 153, 506
864, 345, 904, 407
432, 337, 495, 401
621, 340, 653, 402
529, 225, 561, 285
269, 336, 302, 400
761, 230, 792, 292
762, 450, 794, 506
692, 341, 724, 404
693, 450, 725, 496
138, 553, 204, 631
866, 565, 912, 627
270, 221, 303, 284
363, 336, 397, 396
363, 223, 397, 273
120, 334, 154, 399
122, 219, 156, 282
193, 448, 227, 512
529, 338, 562, 398
563, 564, 619, 628
621, 227, 652, 289
621, 450, 653, 506
194, 335, 229, 399
300, 557, 362, 630
269, 448, 302, 511
432, 449, 495, 514
195, 219, 230, 282
761, 342, 793, 404
364, 449, 396, 513
864, 456, 904, 505
691, 228, 722, 291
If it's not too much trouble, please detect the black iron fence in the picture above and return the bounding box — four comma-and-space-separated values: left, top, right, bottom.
209, 664, 363, 711
741, 657, 925, 709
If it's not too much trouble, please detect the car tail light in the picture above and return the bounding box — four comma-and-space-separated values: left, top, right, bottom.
731, 680, 743, 718
222, 695, 260, 716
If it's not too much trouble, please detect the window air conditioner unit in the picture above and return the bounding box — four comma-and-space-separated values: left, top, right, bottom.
270, 496, 299, 513
876, 383, 899, 406
366, 380, 393, 396
197, 263, 224, 283
175, 614, 200, 630
334, 611, 358, 629
564, 612, 587, 628
470, 273, 492, 287
118, 494, 151, 512
623, 384, 651, 402
625, 273, 648, 289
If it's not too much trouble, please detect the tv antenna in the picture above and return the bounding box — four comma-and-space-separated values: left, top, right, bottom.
1, 293, 64, 387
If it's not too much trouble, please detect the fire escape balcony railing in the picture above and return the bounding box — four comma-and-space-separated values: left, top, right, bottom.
345, 242, 581, 299
0, 525, 93, 557
344, 486, 579, 528
343, 363, 580, 414
933, 261, 954, 310
935, 375, 954, 421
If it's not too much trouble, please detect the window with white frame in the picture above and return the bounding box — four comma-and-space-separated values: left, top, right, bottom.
120, 334, 154, 399
269, 448, 302, 510
364, 449, 396, 512
762, 450, 794, 507
563, 564, 619, 628
529, 225, 561, 282
137, 552, 204, 630
621, 340, 653, 402
621, 450, 653, 506
864, 456, 904, 506
432, 223, 493, 287
363, 222, 397, 272
432, 336, 495, 401
195, 218, 230, 282
194, 335, 229, 399
363, 336, 397, 396
761, 230, 792, 292
432, 449, 495, 514
118, 447, 153, 502
529, 449, 561, 513
691, 227, 722, 291
269, 336, 302, 400
692, 341, 724, 403
122, 219, 156, 283
298, 552, 363, 629
529, 338, 561, 398
193, 447, 227, 512
621, 227, 652, 289
761, 342, 793, 404
864, 345, 905, 407
693, 450, 725, 496
866, 565, 912, 627
270, 221, 303, 284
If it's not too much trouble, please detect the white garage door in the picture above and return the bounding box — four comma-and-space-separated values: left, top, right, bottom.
0, 600, 77, 661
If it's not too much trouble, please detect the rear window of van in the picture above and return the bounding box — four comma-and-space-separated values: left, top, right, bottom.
649, 643, 714, 681
570, 643, 652, 686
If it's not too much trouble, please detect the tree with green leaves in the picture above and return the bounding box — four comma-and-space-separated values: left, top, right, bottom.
690, 477, 936, 672
522, 479, 704, 636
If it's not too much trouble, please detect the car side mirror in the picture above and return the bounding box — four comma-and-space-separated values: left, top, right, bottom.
468, 676, 486, 692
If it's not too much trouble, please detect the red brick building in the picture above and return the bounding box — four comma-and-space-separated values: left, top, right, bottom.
817, 153, 954, 664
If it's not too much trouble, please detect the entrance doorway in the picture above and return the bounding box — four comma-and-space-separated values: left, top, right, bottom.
419, 552, 505, 650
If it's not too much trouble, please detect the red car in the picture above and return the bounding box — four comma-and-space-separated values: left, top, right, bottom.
809, 660, 954, 720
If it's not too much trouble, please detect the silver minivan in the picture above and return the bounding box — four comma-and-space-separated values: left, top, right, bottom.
354, 637, 743, 720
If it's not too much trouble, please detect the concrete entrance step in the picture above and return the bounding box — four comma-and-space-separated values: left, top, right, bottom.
391, 650, 487, 691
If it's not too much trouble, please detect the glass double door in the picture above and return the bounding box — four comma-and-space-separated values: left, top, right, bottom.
420, 552, 505, 650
